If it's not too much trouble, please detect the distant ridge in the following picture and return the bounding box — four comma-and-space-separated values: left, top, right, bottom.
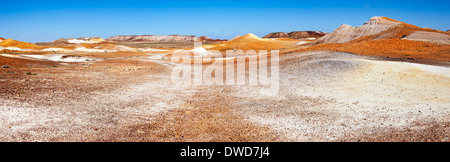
106, 35, 226, 42
0, 38, 41, 49
263, 31, 327, 39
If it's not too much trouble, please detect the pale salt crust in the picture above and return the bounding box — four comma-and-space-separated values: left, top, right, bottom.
0, 54, 23, 58
22, 54, 102, 62
138, 48, 168, 52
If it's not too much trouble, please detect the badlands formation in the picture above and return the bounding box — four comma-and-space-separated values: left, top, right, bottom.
263, 31, 327, 40
0, 16, 449, 141
52, 37, 106, 44
299, 16, 450, 61
203, 33, 301, 52
315, 16, 450, 44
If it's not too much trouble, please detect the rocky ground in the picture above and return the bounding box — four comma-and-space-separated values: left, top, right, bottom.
0, 51, 448, 141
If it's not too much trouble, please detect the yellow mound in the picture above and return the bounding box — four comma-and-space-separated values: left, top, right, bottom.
0, 38, 41, 49
299, 39, 450, 61
205, 33, 300, 52
275, 38, 299, 41
294, 17, 450, 61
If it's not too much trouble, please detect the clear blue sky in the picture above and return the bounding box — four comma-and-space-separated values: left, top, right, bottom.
0, 0, 449, 42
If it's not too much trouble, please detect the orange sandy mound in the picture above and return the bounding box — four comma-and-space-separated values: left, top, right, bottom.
274, 38, 299, 41
206, 33, 300, 52
0, 37, 5, 40
0, 38, 41, 49
79, 43, 118, 49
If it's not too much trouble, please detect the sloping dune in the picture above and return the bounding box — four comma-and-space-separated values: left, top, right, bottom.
205, 33, 300, 52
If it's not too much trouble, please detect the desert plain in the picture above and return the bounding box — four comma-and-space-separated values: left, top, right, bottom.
0, 17, 449, 142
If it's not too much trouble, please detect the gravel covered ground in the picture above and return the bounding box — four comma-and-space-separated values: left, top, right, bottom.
229, 52, 449, 141
0, 51, 448, 141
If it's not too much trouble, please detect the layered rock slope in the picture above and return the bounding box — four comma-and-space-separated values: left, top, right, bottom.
316, 17, 401, 43
315, 16, 450, 45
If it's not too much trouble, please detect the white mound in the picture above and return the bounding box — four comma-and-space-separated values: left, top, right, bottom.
42, 48, 71, 52
68, 37, 104, 44
3, 47, 32, 51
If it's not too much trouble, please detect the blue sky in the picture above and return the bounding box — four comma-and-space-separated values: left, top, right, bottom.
0, 0, 449, 42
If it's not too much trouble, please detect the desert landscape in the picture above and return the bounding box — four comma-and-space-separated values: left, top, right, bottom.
0, 16, 449, 142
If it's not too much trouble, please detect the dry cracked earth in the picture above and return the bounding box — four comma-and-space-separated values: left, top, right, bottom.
0, 51, 449, 142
